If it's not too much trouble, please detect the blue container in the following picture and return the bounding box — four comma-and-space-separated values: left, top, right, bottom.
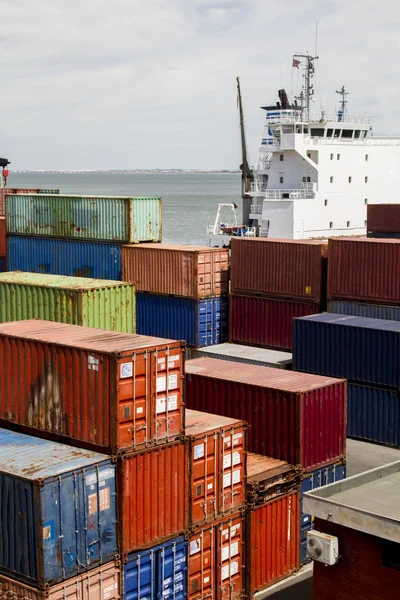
136, 293, 228, 348
293, 313, 400, 389
7, 235, 122, 280
328, 300, 400, 322
0, 257, 6, 272
0, 428, 118, 588
300, 460, 346, 564
347, 383, 400, 447
124, 536, 187, 600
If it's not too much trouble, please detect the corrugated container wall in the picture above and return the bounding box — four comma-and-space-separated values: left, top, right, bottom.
230, 294, 320, 351
230, 238, 327, 303
327, 300, 400, 322
122, 244, 229, 299
0, 428, 118, 588
0, 188, 59, 217
0, 320, 185, 453
185, 358, 347, 470
0, 218, 5, 256
327, 238, 400, 305
367, 204, 400, 233
292, 313, 400, 389
7, 235, 123, 280
0, 271, 135, 332
123, 536, 187, 600
6, 194, 162, 243
367, 231, 400, 239
186, 343, 292, 369
0, 560, 121, 600
137, 293, 228, 347
118, 442, 187, 555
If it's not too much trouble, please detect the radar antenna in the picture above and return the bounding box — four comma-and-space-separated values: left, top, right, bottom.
336, 85, 349, 121
292, 53, 318, 121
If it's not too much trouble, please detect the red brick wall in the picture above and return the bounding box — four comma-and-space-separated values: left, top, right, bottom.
313, 519, 400, 600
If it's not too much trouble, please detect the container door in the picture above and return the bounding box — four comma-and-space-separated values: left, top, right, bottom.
189, 527, 215, 600
152, 347, 184, 443
190, 432, 218, 526
117, 353, 151, 449
220, 427, 245, 515
123, 548, 154, 600
216, 516, 244, 600
156, 537, 188, 600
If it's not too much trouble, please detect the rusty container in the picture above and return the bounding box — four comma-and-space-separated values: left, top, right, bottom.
122, 244, 230, 299
327, 237, 400, 305
118, 441, 188, 555
0, 560, 120, 600
0, 218, 5, 256
185, 409, 246, 529
0, 320, 185, 454
189, 513, 245, 600
367, 204, 400, 233
246, 454, 300, 595
0, 188, 58, 217
185, 358, 347, 470
230, 238, 327, 303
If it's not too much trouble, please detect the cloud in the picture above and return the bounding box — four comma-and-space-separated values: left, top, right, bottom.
0, 0, 398, 169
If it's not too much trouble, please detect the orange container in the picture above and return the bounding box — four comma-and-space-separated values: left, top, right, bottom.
246, 454, 300, 595
118, 441, 188, 555
0, 218, 5, 256
189, 514, 245, 600
186, 409, 246, 529
0, 559, 120, 599
122, 244, 229, 299
0, 320, 185, 454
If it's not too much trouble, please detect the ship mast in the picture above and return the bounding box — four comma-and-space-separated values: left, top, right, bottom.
336, 85, 348, 121
236, 77, 254, 225
293, 53, 318, 121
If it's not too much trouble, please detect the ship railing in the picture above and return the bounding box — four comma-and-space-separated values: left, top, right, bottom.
259, 227, 270, 237
309, 137, 400, 147
250, 204, 263, 214
250, 184, 315, 199
266, 112, 371, 125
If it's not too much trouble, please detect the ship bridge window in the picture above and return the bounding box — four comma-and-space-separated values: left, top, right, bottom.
354, 130, 361, 138
310, 128, 325, 137
296, 126, 302, 133
342, 130, 353, 138
304, 127, 309, 134
327, 129, 334, 137
334, 129, 341, 138
282, 125, 294, 134
362, 130, 368, 138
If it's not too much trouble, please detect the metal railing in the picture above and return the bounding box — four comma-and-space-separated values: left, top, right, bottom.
266, 112, 371, 125
308, 136, 400, 147
250, 204, 263, 214
250, 184, 315, 199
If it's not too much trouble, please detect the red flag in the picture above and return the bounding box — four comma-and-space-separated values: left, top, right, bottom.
292, 58, 301, 69
233, 203, 238, 209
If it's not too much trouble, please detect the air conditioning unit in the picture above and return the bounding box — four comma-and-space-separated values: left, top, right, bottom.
306, 531, 339, 566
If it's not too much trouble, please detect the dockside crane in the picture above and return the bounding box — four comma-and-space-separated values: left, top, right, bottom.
236, 77, 254, 226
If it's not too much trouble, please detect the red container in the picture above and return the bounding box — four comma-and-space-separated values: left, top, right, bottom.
189, 514, 245, 600
230, 238, 327, 303
122, 244, 229, 299
185, 358, 347, 470
230, 294, 321, 351
118, 441, 188, 555
0, 188, 43, 217
367, 204, 400, 233
185, 409, 246, 529
328, 237, 400, 305
0, 218, 5, 256
0, 320, 185, 454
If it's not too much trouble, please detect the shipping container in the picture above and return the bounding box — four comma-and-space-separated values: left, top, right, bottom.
0, 320, 185, 453
367, 231, 400, 239
0, 188, 59, 217
230, 238, 327, 303
300, 460, 346, 563
186, 409, 246, 529
0, 257, 5, 272
0, 560, 120, 600
0, 218, 5, 256
137, 293, 228, 348
186, 343, 292, 368
347, 383, 400, 447
6, 194, 162, 243
0, 428, 118, 588
122, 244, 229, 299
246, 455, 300, 594
0, 271, 135, 332
327, 299, 400, 321
7, 235, 122, 280
327, 237, 400, 305
118, 441, 187, 554
293, 313, 400, 389
189, 524, 216, 600
123, 536, 187, 600
230, 294, 320, 351
185, 358, 346, 470
367, 203, 400, 233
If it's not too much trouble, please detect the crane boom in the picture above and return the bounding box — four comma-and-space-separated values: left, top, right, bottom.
236, 77, 253, 225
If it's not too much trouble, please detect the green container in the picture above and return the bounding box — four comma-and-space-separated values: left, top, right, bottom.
0, 272, 136, 332
6, 194, 162, 243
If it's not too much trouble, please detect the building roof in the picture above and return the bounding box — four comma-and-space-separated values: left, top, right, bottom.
303, 461, 400, 543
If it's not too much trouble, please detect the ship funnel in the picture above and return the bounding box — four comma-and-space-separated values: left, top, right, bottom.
278, 89, 290, 109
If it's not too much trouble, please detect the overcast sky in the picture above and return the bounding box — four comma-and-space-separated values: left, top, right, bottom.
1, 0, 398, 170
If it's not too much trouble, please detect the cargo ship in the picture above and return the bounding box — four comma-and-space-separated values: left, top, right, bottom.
208, 52, 400, 246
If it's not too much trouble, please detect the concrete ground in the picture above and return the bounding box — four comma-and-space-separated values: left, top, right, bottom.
261, 438, 400, 599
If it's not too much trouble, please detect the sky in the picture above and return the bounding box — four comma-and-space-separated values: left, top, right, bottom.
1, 0, 398, 170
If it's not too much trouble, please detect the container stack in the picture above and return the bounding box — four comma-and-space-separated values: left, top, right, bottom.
184, 358, 347, 565
122, 244, 229, 348
6, 193, 162, 279
367, 203, 400, 238
229, 238, 327, 351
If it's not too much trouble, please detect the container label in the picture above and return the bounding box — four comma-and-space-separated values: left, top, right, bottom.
104, 583, 116, 600
221, 542, 239, 562
157, 374, 178, 392
156, 394, 178, 414
204, 577, 210, 584
223, 523, 241, 539
168, 374, 178, 389
99, 487, 111, 511
88, 492, 98, 514
190, 539, 201, 555
137, 406, 144, 414
221, 561, 238, 580
207, 483, 213, 490
233, 432, 242, 444
223, 451, 241, 469
194, 443, 205, 460
223, 469, 241, 488
88, 355, 99, 371
120, 362, 133, 379
86, 467, 115, 485
305, 285, 312, 295
43, 523, 53, 540
158, 355, 180, 368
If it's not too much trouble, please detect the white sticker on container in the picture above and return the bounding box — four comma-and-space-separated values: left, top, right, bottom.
230, 561, 239, 576
194, 443, 205, 460
120, 362, 133, 379
168, 374, 178, 390
158, 358, 166, 365
221, 562, 239, 581
137, 406, 144, 414
86, 468, 115, 485
221, 542, 239, 562
207, 483, 213, 490
157, 376, 166, 392
233, 433, 242, 444
223, 473, 231, 488
232, 469, 241, 485
104, 583, 116, 600
204, 577, 210, 584
190, 539, 201, 555
223, 454, 231, 469
169, 354, 180, 364
156, 394, 178, 414
223, 435, 231, 448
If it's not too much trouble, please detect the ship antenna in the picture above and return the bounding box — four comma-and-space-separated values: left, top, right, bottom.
336, 86, 349, 121
292, 52, 318, 121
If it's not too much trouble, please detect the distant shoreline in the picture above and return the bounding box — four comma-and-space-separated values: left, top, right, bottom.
12, 170, 241, 175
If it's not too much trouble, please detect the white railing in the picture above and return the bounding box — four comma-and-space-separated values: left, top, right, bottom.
250, 183, 315, 199
259, 227, 270, 237
266, 112, 371, 125
250, 204, 263, 214
308, 136, 400, 147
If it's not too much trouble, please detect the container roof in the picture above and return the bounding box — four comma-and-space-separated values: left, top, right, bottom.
123, 243, 227, 252
296, 312, 400, 332
0, 271, 132, 290
329, 236, 400, 245
185, 408, 244, 436
186, 357, 345, 392
9, 194, 161, 201
247, 453, 293, 483
303, 461, 400, 543
197, 343, 292, 365
0, 320, 181, 353
231, 238, 327, 247
0, 428, 110, 481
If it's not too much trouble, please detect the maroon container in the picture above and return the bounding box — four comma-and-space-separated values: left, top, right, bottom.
328, 237, 400, 305
230, 238, 327, 303
185, 358, 347, 471
229, 294, 321, 351
367, 204, 400, 233
0, 218, 5, 256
